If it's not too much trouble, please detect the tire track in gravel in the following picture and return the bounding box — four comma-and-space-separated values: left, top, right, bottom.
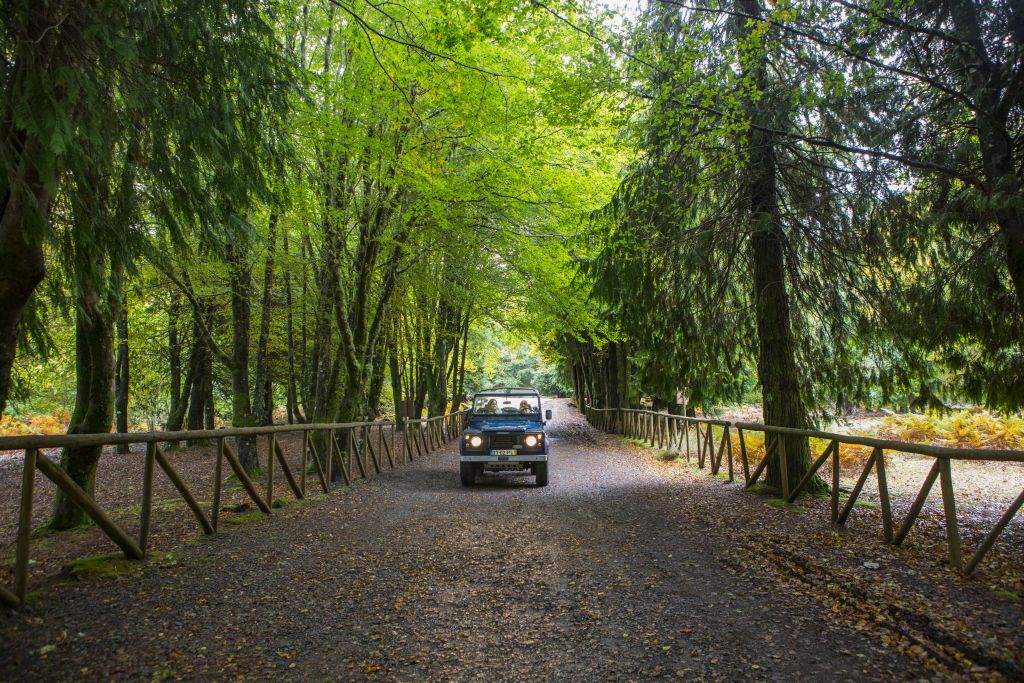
0, 399, 916, 682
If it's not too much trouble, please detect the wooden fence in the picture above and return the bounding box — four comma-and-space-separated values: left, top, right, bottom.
0, 411, 467, 610
584, 406, 1024, 575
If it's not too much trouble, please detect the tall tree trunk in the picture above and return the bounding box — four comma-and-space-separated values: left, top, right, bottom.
253, 215, 277, 426
389, 331, 403, 428
227, 240, 258, 472
449, 312, 461, 405
571, 361, 582, 405
165, 293, 187, 433
114, 298, 130, 453
607, 343, 620, 409
737, 0, 819, 494
455, 311, 469, 405
203, 373, 215, 430
49, 270, 119, 530
617, 342, 630, 408
413, 320, 430, 418
427, 311, 452, 417
300, 236, 310, 417
283, 229, 302, 424
185, 319, 209, 431
366, 333, 387, 418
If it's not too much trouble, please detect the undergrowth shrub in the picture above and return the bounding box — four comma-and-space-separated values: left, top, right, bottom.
879, 411, 1024, 450
0, 411, 71, 437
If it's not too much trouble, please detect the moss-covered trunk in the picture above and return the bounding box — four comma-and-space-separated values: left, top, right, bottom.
50, 273, 119, 530
185, 309, 213, 444
366, 335, 387, 419
227, 240, 258, 472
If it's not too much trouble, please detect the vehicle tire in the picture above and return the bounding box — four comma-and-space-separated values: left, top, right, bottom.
460, 462, 476, 486
534, 462, 549, 487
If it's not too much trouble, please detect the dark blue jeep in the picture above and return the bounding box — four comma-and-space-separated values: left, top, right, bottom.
459, 387, 552, 487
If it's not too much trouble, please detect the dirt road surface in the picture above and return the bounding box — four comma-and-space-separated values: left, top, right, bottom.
1, 399, 1019, 681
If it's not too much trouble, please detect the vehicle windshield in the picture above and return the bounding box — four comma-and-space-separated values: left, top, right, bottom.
473, 395, 540, 416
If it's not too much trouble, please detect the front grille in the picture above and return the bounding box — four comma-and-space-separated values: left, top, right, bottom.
488, 432, 518, 449
484, 463, 528, 471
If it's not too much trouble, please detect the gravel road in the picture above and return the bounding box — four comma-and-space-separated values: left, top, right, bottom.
0, 400, 951, 681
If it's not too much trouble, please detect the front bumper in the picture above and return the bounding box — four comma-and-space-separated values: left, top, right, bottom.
460, 453, 548, 463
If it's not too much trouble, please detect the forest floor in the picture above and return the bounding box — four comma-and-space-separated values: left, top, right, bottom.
1, 399, 1022, 681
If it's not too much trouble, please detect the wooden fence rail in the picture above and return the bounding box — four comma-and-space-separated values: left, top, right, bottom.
584, 405, 1024, 575
0, 411, 467, 610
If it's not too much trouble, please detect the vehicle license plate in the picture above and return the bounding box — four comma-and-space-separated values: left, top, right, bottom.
491, 449, 516, 456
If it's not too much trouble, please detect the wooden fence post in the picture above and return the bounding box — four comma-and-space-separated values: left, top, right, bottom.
698, 425, 705, 467
831, 442, 841, 523
725, 426, 734, 481
326, 429, 334, 483
14, 448, 37, 603
738, 428, 748, 482
778, 436, 790, 500
212, 438, 224, 532
300, 431, 308, 497
705, 425, 713, 470
875, 448, 894, 543
266, 433, 276, 506
938, 458, 962, 570
685, 420, 691, 464
139, 443, 156, 551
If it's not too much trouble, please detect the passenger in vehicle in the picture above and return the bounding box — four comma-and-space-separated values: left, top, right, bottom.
518, 400, 533, 414
481, 399, 498, 414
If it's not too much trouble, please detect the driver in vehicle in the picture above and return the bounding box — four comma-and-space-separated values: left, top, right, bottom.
481, 399, 498, 414
518, 400, 532, 413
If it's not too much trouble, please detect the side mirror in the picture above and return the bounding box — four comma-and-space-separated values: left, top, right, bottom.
545, 409, 552, 421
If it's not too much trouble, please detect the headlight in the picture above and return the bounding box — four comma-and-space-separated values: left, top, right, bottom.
524, 434, 541, 448
469, 435, 483, 448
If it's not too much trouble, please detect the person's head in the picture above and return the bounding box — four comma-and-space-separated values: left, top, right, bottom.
519, 400, 530, 411
486, 399, 497, 409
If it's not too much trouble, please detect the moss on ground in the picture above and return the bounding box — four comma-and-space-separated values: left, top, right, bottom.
993, 590, 1020, 602
765, 498, 805, 513
32, 520, 93, 538
224, 511, 267, 525
63, 550, 177, 580
64, 553, 138, 579
746, 484, 778, 497
837, 496, 881, 510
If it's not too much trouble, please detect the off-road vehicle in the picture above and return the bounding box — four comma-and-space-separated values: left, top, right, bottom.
459, 387, 551, 487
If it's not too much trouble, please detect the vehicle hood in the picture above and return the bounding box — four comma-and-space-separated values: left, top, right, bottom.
467, 418, 542, 432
